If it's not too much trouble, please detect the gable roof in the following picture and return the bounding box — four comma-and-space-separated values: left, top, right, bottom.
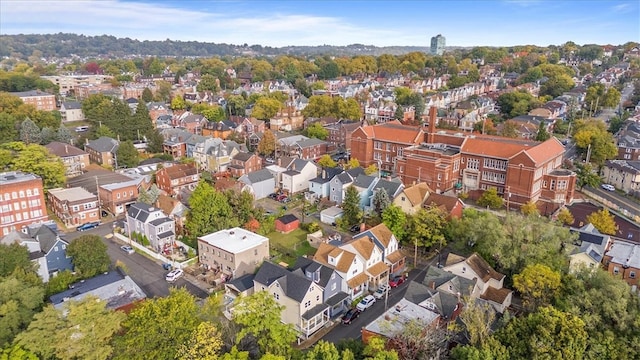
445, 253, 505, 283
31, 225, 66, 253
359, 121, 424, 144
313, 242, 356, 273
372, 178, 403, 199
402, 182, 432, 206
127, 202, 161, 223
245, 168, 274, 183
425, 193, 462, 214
161, 163, 198, 180
291, 257, 338, 288
460, 137, 536, 160
523, 137, 565, 165
346, 236, 376, 259
254, 261, 312, 302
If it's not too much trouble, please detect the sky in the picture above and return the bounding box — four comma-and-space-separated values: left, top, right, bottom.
0, 0, 638, 48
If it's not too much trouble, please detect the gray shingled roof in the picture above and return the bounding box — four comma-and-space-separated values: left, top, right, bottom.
62, 101, 82, 110
291, 256, 336, 288
254, 261, 312, 302
127, 202, 157, 223
31, 225, 67, 253
86, 137, 119, 153
372, 179, 403, 198
246, 168, 274, 183
353, 174, 376, 189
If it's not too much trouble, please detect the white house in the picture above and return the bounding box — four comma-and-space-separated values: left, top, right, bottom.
125, 202, 175, 254
280, 158, 318, 194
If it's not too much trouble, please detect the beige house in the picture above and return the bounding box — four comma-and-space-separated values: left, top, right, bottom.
198, 227, 269, 278
314, 242, 368, 299
601, 160, 640, 194
393, 182, 432, 215
341, 236, 389, 290
45, 142, 90, 177
254, 261, 329, 338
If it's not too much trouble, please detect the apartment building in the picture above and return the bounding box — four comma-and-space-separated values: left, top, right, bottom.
0, 171, 49, 236
48, 187, 99, 228
198, 227, 270, 279
155, 163, 200, 196
45, 142, 90, 177
41, 74, 111, 96
9, 90, 56, 111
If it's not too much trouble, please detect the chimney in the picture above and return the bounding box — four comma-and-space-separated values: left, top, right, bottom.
322, 169, 327, 179
277, 158, 281, 167
427, 106, 437, 143
65, 144, 69, 154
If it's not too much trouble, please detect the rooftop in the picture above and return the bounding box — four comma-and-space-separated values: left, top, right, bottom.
0, 171, 41, 184
198, 227, 269, 254
364, 298, 439, 338
48, 187, 97, 202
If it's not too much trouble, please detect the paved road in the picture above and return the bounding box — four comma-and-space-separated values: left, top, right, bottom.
321, 258, 435, 344
65, 223, 209, 299
584, 185, 640, 217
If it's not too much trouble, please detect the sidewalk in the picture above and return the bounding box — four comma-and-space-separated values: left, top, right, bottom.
294, 319, 341, 350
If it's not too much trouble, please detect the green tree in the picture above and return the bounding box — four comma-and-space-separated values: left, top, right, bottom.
390, 318, 448, 360
602, 87, 621, 108
67, 235, 110, 278
95, 124, 116, 138
497, 306, 587, 360
226, 95, 247, 117
0, 243, 33, 277
586, 208, 616, 235
406, 206, 447, 266
0, 142, 65, 188
363, 337, 398, 360
535, 121, 550, 141
317, 154, 336, 168
0, 113, 19, 144
44, 269, 76, 297
252, 97, 282, 120
16, 297, 124, 360
131, 101, 154, 140
450, 337, 510, 360
304, 122, 329, 140
141, 87, 154, 102
382, 205, 407, 244
170, 96, 187, 111
302, 95, 335, 119
196, 74, 220, 93
341, 185, 363, 228
185, 181, 238, 238
575, 163, 600, 190
458, 298, 496, 347
232, 291, 297, 357
371, 188, 391, 219
0, 344, 38, 360
0, 275, 45, 347
19, 118, 41, 145
477, 188, 503, 209
364, 164, 378, 176
146, 129, 165, 154
345, 158, 360, 170
305, 341, 340, 360
114, 288, 201, 360
116, 140, 139, 169
192, 103, 226, 122
513, 264, 561, 311
56, 125, 73, 144
155, 80, 172, 102
572, 119, 617, 165
177, 322, 224, 360
257, 129, 276, 156
39, 126, 56, 145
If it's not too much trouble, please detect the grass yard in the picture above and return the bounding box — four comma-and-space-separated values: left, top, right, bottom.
267, 228, 317, 265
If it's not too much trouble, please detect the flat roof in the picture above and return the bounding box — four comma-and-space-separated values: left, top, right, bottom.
198, 227, 269, 254
49, 187, 97, 202
50, 271, 146, 310
364, 298, 439, 338
0, 171, 41, 184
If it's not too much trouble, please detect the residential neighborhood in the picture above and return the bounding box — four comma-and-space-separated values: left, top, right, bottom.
1, 5, 640, 358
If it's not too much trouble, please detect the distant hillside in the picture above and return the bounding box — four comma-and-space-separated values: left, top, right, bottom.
0, 33, 433, 58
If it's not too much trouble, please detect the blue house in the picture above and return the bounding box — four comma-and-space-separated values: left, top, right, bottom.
22, 224, 74, 281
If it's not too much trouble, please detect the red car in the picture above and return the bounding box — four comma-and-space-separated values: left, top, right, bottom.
389, 275, 405, 288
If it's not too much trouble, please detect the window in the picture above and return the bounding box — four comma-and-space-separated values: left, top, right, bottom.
19, 191, 25, 198
316, 295, 320, 301
54, 246, 59, 252
33, 188, 39, 195
613, 266, 620, 275
630, 271, 636, 279
466, 158, 479, 170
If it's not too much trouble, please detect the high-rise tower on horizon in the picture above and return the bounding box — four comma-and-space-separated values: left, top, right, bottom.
430, 34, 446, 55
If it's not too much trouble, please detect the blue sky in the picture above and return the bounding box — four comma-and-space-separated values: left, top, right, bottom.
1, 0, 638, 47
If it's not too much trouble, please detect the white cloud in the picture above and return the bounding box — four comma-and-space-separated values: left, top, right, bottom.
0, 0, 423, 46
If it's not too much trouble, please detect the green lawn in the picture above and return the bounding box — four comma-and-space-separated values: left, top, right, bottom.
267, 228, 317, 265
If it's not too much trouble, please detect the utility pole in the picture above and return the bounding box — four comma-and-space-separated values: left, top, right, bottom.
95, 176, 101, 218
586, 143, 592, 163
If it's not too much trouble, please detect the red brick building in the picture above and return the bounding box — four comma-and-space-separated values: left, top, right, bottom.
350, 107, 576, 212
275, 214, 299, 234
155, 164, 200, 196
228, 152, 262, 177
9, 90, 56, 111
48, 187, 99, 227
0, 171, 49, 236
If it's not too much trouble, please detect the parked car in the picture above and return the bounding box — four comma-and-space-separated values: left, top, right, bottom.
349, 224, 361, 233
281, 197, 291, 203
120, 245, 135, 254
268, 193, 278, 200
601, 184, 615, 192
162, 263, 173, 271
373, 284, 391, 299
76, 221, 101, 231
276, 194, 288, 202
356, 295, 377, 311
165, 269, 184, 282
341, 308, 361, 324
389, 275, 406, 288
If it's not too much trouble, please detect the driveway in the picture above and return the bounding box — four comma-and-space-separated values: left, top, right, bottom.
65, 224, 209, 299
321, 258, 436, 344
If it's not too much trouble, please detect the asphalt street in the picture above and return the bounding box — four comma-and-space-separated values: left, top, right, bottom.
65, 223, 209, 299
321, 258, 435, 344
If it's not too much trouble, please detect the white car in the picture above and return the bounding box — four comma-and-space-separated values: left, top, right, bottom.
356, 295, 377, 311
601, 184, 615, 192
165, 269, 184, 282
373, 284, 390, 299
120, 245, 135, 254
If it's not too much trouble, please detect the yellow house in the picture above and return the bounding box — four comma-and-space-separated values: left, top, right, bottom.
392, 182, 432, 215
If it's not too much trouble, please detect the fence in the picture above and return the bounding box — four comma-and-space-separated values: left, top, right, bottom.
113, 232, 196, 269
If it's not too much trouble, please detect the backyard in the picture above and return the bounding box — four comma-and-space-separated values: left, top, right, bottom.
268, 228, 317, 266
